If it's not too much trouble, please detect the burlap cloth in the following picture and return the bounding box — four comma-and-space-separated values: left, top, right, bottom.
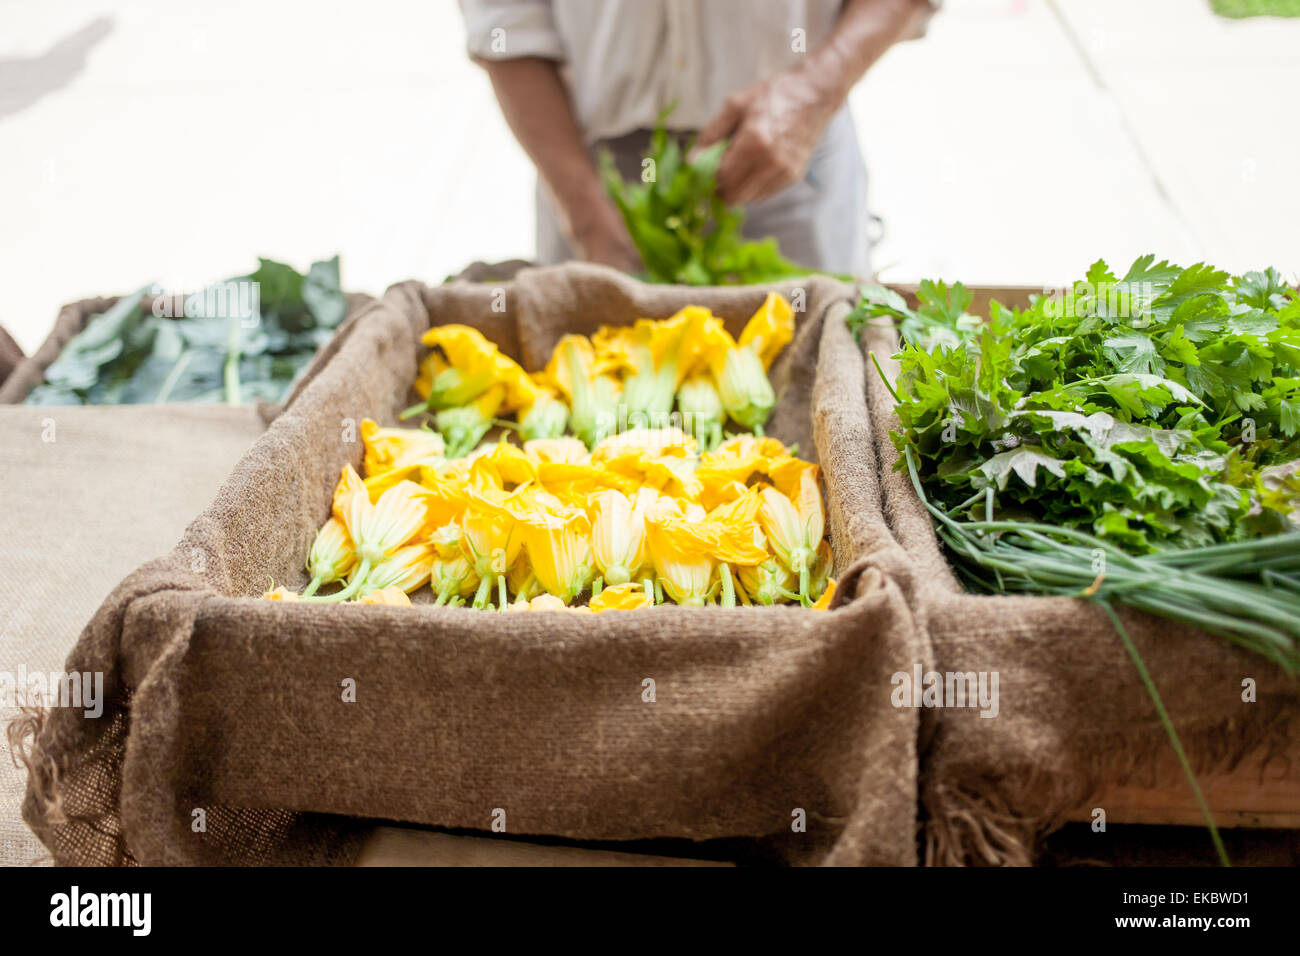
858, 318, 1300, 865
0, 404, 266, 866
17, 264, 930, 866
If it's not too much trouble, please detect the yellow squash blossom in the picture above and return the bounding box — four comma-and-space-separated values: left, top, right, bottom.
739, 291, 795, 370
704, 487, 769, 564
358, 543, 434, 596
262, 586, 300, 601
715, 347, 774, 432
413, 349, 450, 402
592, 427, 702, 501
602, 308, 712, 418
507, 550, 541, 602
592, 323, 649, 382
417, 324, 533, 410
696, 434, 790, 510
588, 582, 651, 613
431, 553, 479, 606
303, 517, 356, 597
589, 487, 656, 586
644, 499, 717, 605
737, 555, 799, 606
537, 461, 639, 509
519, 389, 569, 441
511, 500, 593, 604
436, 383, 507, 458
667, 487, 767, 606
706, 433, 790, 470
676, 373, 724, 451
544, 334, 620, 448
362, 463, 425, 502
757, 464, 825, 606
809, 539, 834, 604
460, 488, 525, 609
708, 292, 794, 432
430, 523, 462, 559
315, 465, 432, 602
361, 418, 445, 477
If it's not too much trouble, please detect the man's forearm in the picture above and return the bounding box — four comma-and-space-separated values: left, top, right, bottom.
805, 0, 932, 104
479, 57, 604, 230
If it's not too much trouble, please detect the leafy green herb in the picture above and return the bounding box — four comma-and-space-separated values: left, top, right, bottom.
601, 108, 811, 286
26, 256, 347, 406
857, 257, 1300, 554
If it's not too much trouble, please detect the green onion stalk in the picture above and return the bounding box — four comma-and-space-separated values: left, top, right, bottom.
902, 446, 1300, 865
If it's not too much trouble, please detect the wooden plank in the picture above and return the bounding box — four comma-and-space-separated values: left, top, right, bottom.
1069, 752, 1300, 829
886, 282, 1038, 316
356, 827, 731, 867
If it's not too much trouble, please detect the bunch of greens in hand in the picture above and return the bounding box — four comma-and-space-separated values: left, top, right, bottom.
600, 109, 810, 286
853, 257, 1300, 554
26, 256, 347, 406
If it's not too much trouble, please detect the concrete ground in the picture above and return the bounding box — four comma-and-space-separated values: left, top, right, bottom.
2, 0, 1297, 355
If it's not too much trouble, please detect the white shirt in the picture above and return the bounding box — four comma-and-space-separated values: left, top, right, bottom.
460, 0, 915, 143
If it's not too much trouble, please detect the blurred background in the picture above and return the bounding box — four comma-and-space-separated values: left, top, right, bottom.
2, 0, 1297, 353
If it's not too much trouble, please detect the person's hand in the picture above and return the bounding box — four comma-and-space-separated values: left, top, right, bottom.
569, 194, 643, 273
696, 65, 842, 206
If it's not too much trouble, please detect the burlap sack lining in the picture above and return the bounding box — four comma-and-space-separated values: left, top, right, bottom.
19, 265, 932, 866
859, 318, 1300, 866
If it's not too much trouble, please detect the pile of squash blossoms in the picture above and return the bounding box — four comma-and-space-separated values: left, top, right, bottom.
263, 292, 836, 612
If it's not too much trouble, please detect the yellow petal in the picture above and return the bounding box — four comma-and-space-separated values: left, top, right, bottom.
361, 418, 445, 477
479, 440, 539, 488
332, 464, 368, 535
680, 312, 735, 381
738, 291, 794, 371
811, 579, 837, 611
648, 306, 714, 388
524, 437, 589, 465
357, 585, 413, 606
588, 583, 651, 612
